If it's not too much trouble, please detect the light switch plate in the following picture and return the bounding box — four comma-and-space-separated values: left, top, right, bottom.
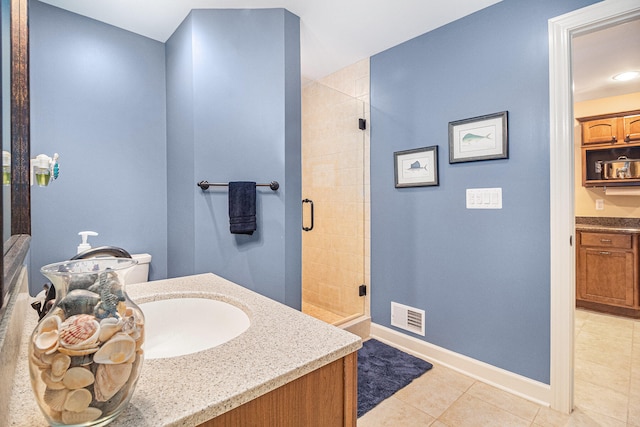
595, 199, 604, 210
466, 188, 502, 209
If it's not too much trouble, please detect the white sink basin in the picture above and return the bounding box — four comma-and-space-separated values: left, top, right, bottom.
140, 298, 250, 359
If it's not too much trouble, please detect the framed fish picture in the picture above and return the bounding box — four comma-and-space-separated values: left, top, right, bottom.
394, 146, 439, 188
448, 111, 508, 163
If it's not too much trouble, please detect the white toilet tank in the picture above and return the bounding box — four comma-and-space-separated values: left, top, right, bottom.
127, 253, 152, 284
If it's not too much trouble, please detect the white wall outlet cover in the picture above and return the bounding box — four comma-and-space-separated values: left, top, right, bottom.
595, 199, 604, 210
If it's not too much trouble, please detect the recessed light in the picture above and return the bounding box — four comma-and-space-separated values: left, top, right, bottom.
612, 71, 640, 82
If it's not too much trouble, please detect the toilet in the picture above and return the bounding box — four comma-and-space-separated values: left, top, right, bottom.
128, 253, 152, 284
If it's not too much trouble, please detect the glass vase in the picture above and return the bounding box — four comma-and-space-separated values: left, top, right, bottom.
28, 258, 145, 427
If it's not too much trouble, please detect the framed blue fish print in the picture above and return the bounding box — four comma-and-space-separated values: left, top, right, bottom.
394, 146, 439, 188
448, 111, 508, 163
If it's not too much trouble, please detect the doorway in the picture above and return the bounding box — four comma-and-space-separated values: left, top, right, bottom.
548, 0, 640, 414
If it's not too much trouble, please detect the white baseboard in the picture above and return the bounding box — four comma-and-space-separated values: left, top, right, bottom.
370, 323, 551, 407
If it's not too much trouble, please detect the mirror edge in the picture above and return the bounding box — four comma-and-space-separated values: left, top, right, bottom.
1, 0, 30, 311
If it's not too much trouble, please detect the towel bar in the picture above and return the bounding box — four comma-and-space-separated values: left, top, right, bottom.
197, 181, 280, 191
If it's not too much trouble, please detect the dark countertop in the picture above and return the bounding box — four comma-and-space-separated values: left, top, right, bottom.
576, 217, 640, 234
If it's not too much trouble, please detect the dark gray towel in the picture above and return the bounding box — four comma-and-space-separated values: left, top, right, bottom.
228, 181, 256, 235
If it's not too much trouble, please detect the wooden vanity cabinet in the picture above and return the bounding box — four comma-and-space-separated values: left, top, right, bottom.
576, 230, 640, 317
199, 352, 357, 427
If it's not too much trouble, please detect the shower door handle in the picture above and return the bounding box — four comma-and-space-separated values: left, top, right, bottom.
302, 199, 314, 231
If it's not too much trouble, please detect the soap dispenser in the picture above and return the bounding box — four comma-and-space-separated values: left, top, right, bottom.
77, 230, 98, 254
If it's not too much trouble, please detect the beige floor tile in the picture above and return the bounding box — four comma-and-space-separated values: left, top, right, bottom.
575, 330, 633, 355
533, 406, 571, 426
465, 382, 540, 421
571, 408, 627, 427
393, 367, 469, 419
357, 396, 435, 427
430, 422, 448, 427
574, 356, 630, 394
575, 338, 632, 371
438, 393, 530, 427
580, 318, 634, 340
574, 378, 629, 422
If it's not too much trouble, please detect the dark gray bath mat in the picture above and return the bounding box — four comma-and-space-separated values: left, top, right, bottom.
357, 338, 433, 417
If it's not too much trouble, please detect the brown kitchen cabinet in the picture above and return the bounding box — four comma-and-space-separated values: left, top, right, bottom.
581, 117, 621, 145
576, 230, 640, 317
578, 110, 640, 187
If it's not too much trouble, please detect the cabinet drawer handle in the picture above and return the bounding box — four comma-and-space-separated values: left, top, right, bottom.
600, 239, 612, 243
599, 251, 611, 255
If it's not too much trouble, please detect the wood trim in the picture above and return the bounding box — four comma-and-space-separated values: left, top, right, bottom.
10, 0, 29, 235
343, 352, 357, 427
576, 109, 640, 122
198, 354, 356, 427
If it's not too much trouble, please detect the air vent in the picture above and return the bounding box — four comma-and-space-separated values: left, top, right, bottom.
391, 302, 425, 336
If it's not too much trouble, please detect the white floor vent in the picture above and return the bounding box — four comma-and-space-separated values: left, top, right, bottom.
391, 302, 425, 336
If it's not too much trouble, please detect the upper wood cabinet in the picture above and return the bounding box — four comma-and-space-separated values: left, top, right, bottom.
624, 114, 640, 143
581, 117, 621, 144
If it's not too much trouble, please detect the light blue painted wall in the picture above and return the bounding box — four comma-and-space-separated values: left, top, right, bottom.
166, 9, 301, 306
370, 0, 599, 384
29, 1, 168, 293
166, 14, 196, 279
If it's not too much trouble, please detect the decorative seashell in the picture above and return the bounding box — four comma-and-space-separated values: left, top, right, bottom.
57, 345, 100, 357
64, 388, 92, 412
62, 367, 95, 389
94, 363, 132, 402
35, 330, 59, 353
50, 353, 71, 381
41, 370, 67, 390
61, 407, 102, 425
59, 314, 100, 350
30, 352, 51, 369
39, 315, 61, 334
99, 317, 123, 342
93, 333, 135, 364
57, 289, 100, 317
43, 388, 69, 412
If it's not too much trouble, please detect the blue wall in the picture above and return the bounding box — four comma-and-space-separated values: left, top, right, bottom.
30, 4, 300, 306
29, 1, 168, 292
370, 0, 598, 384
166, 9, 301, 306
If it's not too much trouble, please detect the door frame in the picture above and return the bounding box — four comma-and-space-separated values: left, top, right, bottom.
548, 0, 640, 413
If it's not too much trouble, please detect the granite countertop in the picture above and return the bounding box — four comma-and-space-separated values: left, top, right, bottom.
575, 216, 640, 234
8, 273, 362, 426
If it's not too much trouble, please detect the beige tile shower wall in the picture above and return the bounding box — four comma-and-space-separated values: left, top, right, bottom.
302, 59, 370, 319
574, 92, 640, 218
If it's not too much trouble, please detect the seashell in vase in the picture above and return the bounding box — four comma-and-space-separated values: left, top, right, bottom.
50, 353, 71, 381
98, 317, 123, 343
94, 363, 133, 402
62, 367, 95, 389
63, 388, 93, 412
59, 314, 100, 350
41, 370, 67, 390
93, 333, 135, 365
61, 407, 102, 425
43, 388, 69, 412
34, 330, 59, 354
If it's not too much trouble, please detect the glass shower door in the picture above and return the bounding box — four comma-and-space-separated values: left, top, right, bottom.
301, 81, 366, 325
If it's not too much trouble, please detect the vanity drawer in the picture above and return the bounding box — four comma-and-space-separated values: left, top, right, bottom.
580, 232, 632, 249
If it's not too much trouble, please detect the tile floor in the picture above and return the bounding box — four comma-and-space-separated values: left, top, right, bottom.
357, 309, 640, 426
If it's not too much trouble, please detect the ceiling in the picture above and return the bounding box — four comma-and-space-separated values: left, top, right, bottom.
39, 0, 502, 82
572, 18, 640, 102
39, 0, 640, 99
